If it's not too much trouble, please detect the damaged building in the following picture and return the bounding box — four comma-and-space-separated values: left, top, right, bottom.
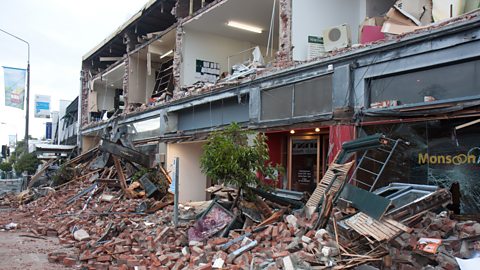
79, 0, 480, 211
1, 1, 480, 269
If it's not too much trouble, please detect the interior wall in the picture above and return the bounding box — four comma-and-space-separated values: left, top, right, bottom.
167, 142, 208, 202
94, 83, 115, 112
366, 0, 397, 17
145, 62, 161, 101
81, 135, 100, 153
128, 54, 147, 104
181, 28, 256, 87
291, 0, 366, 61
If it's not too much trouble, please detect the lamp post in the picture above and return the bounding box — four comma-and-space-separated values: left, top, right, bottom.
0, 28, 30, 154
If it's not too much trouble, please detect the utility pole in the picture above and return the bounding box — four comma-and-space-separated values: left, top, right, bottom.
0, 28, 31, 154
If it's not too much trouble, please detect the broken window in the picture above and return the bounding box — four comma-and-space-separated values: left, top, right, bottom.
359, 117, 480, 213
177, 96, 249, 131
368, 59, 480, 107
126, 117, 161, 142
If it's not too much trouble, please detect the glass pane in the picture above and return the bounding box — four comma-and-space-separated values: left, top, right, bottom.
369, 60, 480, 106
127, 117, 161, 141
294, 75, 333, 117
261, 85, 293, 120
291, 139, 318, 193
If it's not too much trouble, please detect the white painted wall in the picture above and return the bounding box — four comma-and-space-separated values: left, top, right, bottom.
292, 0, 367, 61
94, 82, 115, 112
128, 54, 147, 104
167, 141, 208, 202
181, 28, 255, 87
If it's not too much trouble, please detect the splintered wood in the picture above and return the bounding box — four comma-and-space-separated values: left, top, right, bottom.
344, 212, 412, 242
306, 161, 354, 209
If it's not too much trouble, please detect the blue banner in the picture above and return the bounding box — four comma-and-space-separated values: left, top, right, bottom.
46, 122, 52, 140
3, 67, 26, 109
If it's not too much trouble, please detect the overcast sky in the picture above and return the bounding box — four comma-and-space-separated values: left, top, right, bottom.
0, 0, 149, 144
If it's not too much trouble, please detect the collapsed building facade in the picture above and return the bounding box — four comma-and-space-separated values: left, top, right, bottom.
79, 0, 480, 212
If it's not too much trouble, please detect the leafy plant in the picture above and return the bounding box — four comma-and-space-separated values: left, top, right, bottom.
200, 123, 282, 201
13, 152, 40, 175
0, 162, 12, 172
52, 164, 75, 186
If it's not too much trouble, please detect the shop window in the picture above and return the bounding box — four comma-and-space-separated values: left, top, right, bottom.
294, 75, 333, 117
368, 59, 480, 107
177, 96, 249, 131
261, 85, 294, 120
359, 118, 480, 213
127, 117, 161, 141
261, 75, 333, 121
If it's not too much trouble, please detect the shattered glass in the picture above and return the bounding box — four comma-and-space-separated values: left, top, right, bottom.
359, 117, 480, 213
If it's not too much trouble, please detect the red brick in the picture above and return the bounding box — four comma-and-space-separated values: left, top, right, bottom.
272, 251, 289, 259
96, 255, 111, 262
63, 257, 76, 267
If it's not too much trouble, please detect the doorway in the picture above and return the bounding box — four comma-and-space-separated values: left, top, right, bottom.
288, 134, 328, 193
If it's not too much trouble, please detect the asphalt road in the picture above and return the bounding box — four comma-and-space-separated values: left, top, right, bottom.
0, 231, 71, 270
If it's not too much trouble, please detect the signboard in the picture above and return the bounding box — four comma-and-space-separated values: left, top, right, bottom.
8, 135, 16, 147
34, 95, 51, 118
297, 169, 313, 183
45, 122, 52, 140
3, 67, 26, 109
307, 35, 325, 60
195, 59, 220, 83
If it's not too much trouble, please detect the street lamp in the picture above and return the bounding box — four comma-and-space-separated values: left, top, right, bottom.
0, 28, 30, 154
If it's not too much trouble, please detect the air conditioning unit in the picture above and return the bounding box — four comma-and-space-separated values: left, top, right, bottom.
323, 24, 351, 52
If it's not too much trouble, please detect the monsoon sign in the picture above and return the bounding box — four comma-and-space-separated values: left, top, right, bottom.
418, 148, 480, 165
3, 67, 26, 109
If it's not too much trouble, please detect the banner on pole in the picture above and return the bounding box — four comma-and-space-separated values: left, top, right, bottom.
34, 95, 51, 118
3, 67, 26, 109
45, 122, 52, 139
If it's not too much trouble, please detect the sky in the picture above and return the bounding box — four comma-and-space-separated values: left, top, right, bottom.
0, 0, 150, 144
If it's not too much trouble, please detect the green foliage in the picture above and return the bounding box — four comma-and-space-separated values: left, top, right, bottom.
200, 123, 282, 191
0, 162, 12, 172
52, 164, 75, 186
13, 152, 40, 175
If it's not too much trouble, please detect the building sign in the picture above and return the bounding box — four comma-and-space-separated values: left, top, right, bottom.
307, 35, 325, 60
8, 135, 16, 147
3, 67, 26, 109
292, 140, 317, 155
34, 95, 51, 118
418, 147, 480, 165
195, 59, 220, 83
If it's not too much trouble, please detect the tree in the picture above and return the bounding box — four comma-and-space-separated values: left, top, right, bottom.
10, 138, 40, 175
13, 152, 40, 175
200, 123, 282, 204
0, 162, 12, 172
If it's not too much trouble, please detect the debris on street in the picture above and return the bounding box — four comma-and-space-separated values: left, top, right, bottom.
1, 133, 479, 270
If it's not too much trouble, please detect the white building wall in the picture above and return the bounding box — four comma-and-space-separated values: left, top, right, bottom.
291, 0, 366, 61
167, 141, 208, 202
181, 29, 253, 87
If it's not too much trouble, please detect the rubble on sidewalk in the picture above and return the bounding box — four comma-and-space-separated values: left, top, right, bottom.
1, 135, 479, 270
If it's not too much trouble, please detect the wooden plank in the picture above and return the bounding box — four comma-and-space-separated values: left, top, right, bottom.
113, 156, 132, 199
306, 161, 354, 208
355, 214, 393, 240
345, 212, 405, 242
384, 218, 412, 233
28, 158, 56, 188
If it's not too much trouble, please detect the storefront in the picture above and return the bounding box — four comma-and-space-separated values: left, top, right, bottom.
358, 117, 480, 213
265, 128, 330, 193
